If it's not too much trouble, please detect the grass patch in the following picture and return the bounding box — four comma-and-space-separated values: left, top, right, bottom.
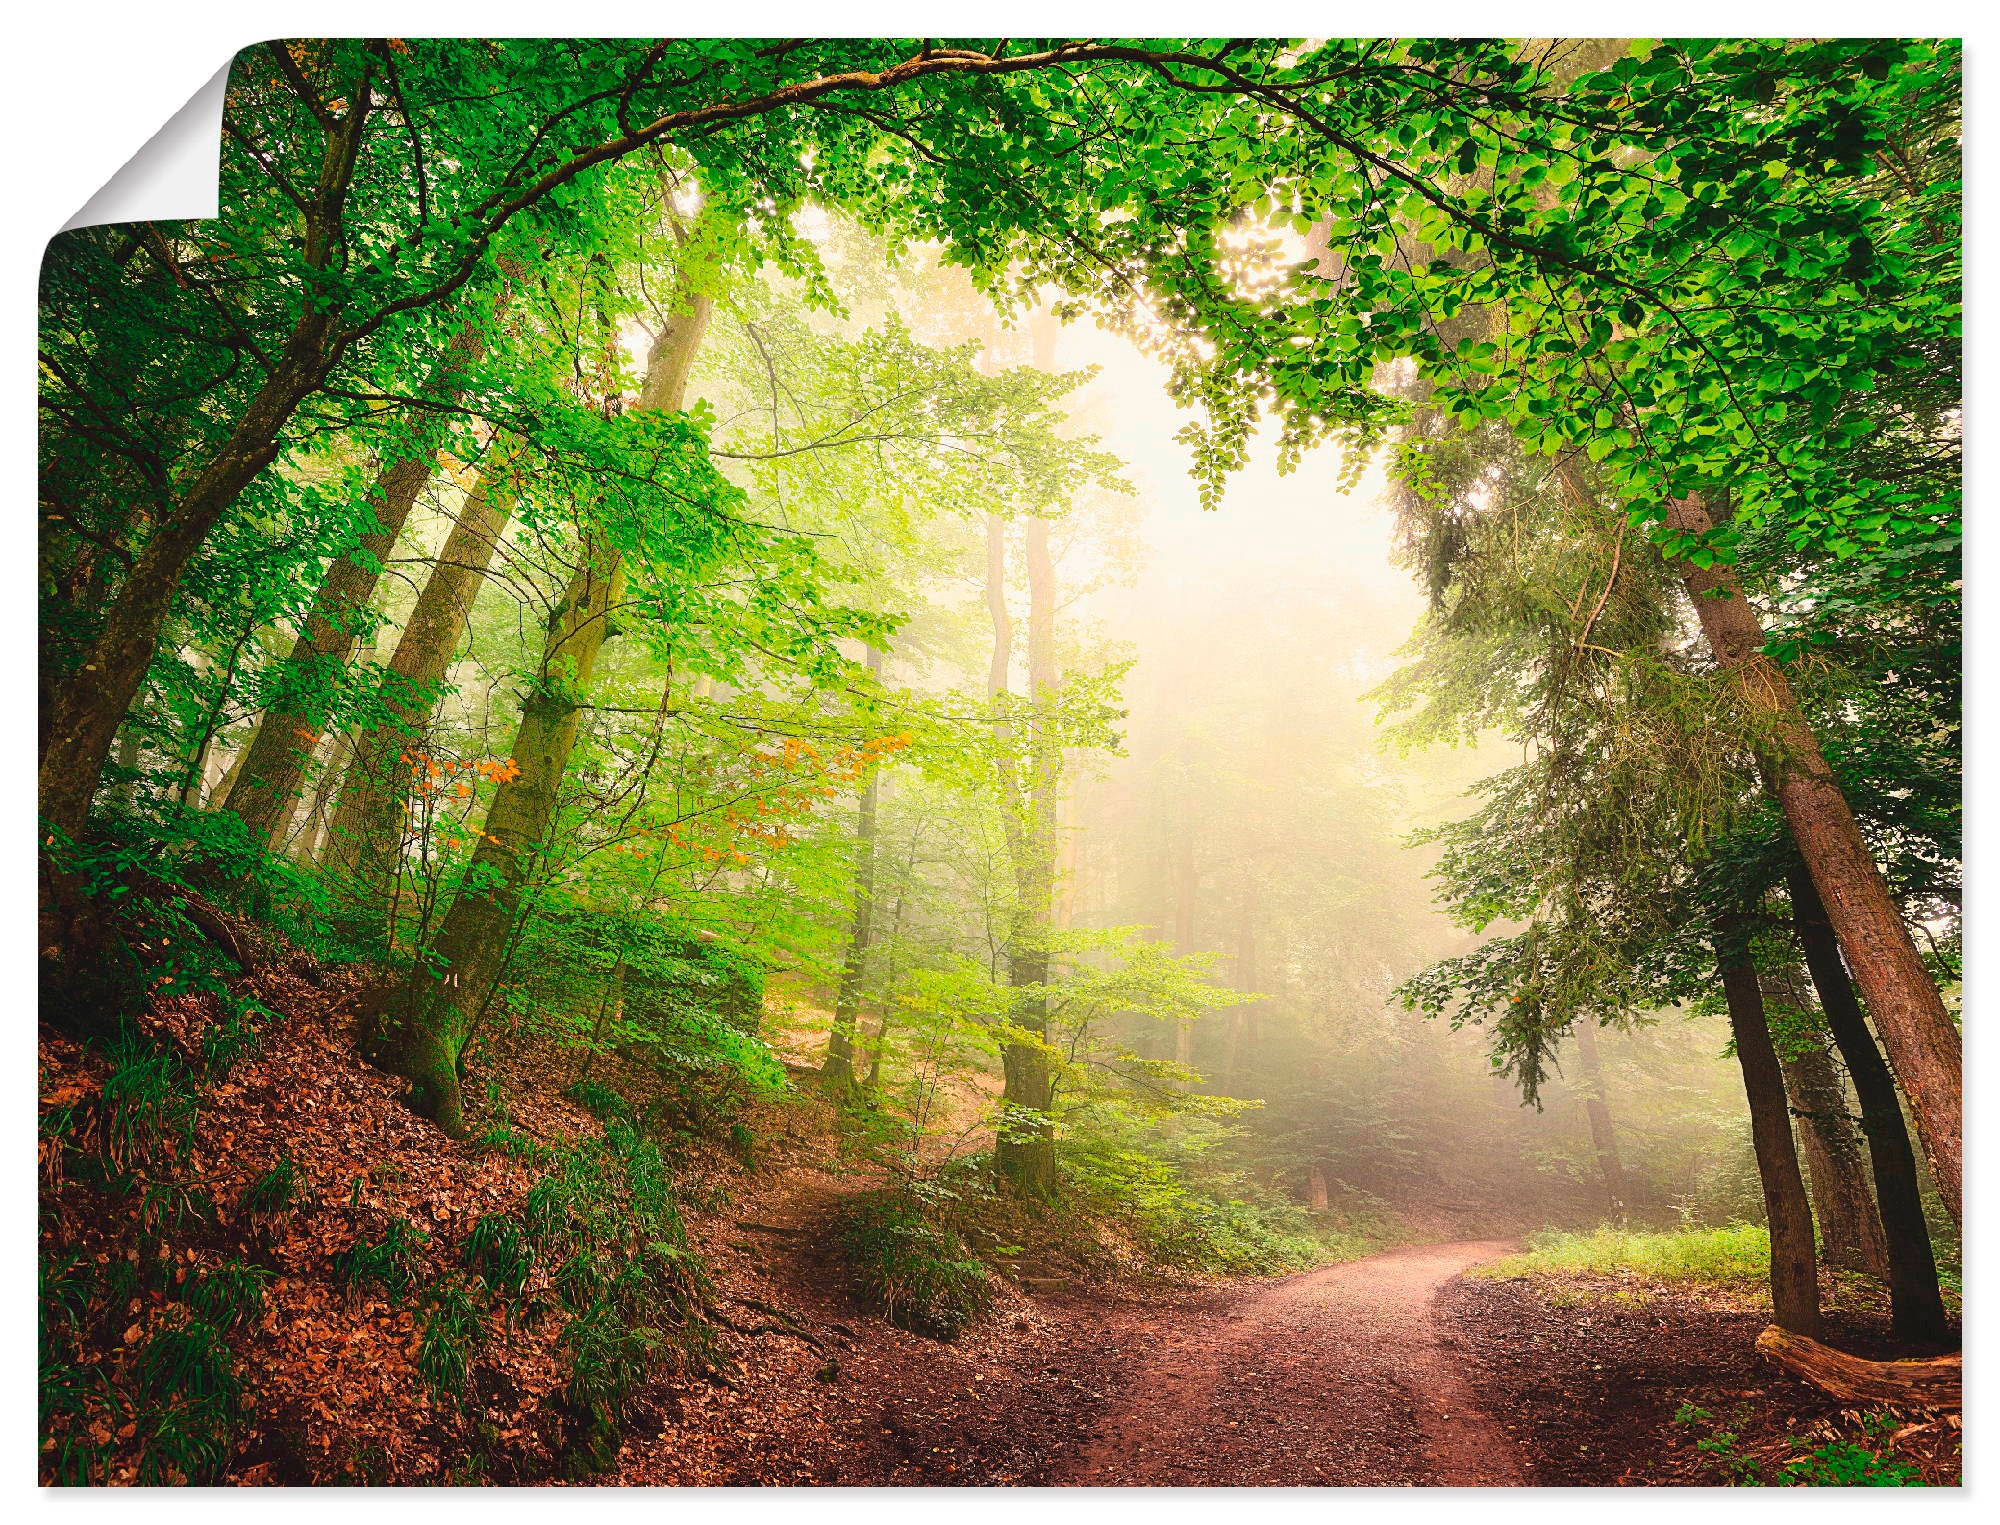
1477, 1224, 1771, 1290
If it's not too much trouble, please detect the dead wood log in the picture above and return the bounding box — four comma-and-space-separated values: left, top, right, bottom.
1756, 1325, 1961, 1410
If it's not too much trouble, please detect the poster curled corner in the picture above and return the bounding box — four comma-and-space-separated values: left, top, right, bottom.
61, 59, 232, 233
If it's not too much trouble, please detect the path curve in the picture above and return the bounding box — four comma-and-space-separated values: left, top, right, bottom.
1057, 1239, 1525, 1487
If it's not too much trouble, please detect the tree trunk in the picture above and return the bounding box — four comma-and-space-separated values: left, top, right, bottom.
1771, 993, 1889, 1280
38, 75, 375, 846
1790, 863, 1951, 1346
386, 293, 713, 1134
1667, 494, 1960, 1222
821, 645, 884, 1093
1172, 810, 1197, 1068
1716, 924, 1823, 1337
1306, 1162, 1330, 1211
1573, 1016, 1628, 1217
223, 311, 497, 845
322, 455, 519, 910
992, 506, 1060, 1196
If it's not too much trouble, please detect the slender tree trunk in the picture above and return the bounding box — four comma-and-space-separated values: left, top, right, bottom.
1790, 863, 1951, 1345
822, 644, 884, 1093
38, 77, 375, 846
322, 456, 519, 908
1667, 494, 1960, 1222
992, 505, 1060, 1195
1173, 809, 1196, 1068
224, 311, 498, 845
1765, 970, 1889, 1280
112, 731, 140, 811
1306, 1162, 1331, 1212
386, 293, 713, 1134
1573, 1016, 1628, 1217
1716, 924, 1823, 1337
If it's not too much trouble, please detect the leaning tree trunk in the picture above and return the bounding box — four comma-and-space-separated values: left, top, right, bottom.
1789, 863, 1951, 1346
1769, 989, 1889, 1281
38, 75, 376, 848
322, 452, 520, 913
1666, 495, 1961, 1223
1716, 923, 1823, 1338
821, 644, 885, 1094
223, 309, 499, 845
1573, 1016, 1629, 1217
386, 294, 713, 1134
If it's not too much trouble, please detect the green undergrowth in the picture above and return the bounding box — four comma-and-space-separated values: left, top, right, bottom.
1672, 1403, 1926, 1487
1061, 1110, 1396, 1277
1476, 1223, 1773, 1290
831, 1183, 994, 1341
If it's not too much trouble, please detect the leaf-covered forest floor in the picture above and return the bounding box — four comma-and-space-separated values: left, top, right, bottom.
1440, 1277, 1963, 1486
39, 947, 1961, 1488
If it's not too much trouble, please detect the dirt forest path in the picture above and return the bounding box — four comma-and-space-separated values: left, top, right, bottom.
1056, 1240, 1526, 1487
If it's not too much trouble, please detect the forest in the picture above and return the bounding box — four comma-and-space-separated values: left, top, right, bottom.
35, 37, 1961, 1487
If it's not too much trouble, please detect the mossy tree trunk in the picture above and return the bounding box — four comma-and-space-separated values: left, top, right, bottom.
822, 644, 884, 1094
1573, 1017, 1628, 1217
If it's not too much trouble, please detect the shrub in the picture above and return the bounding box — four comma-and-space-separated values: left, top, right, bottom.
832, 1189, 992, 1341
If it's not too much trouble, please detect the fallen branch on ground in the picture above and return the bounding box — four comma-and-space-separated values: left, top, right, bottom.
1755, 1326, 1961, 1410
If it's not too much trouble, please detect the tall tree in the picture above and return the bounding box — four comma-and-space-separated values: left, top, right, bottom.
1665, 495, 1961, 1223
1789, 863, 1951, 1344
322, 452, 520, 914
1717, 924, 1823, 1338
385, 288, 715, 1132
820, 644, 885, 1095
222, 307, 502, 844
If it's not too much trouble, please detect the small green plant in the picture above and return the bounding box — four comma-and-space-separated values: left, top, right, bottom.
418, 1279, 487, 1402
127, 1316, 244, 1484
334, 1218, 428, 1306
241, 1154, 305, 1217
100, 1032, 200, 1171
833, 1189, 993, 1340
1672, 1401, 1925, 1487
140, 1179, 215, 1236
464, 1214, 534, 1298
565, 1079, 630, 1124
183, 1260, 272, 1332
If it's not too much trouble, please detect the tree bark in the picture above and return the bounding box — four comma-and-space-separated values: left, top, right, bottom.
1756, 1327, 1960, 1410
322, 455, 519, 909
1573, 1016, 1628, 1216
1790, 863, 1951, 1345
1666, 494, 1960, 1222
38, 70, 376, 846
223, 311, 497, 845
821, 645, 884, 1093
1769, 988, 1889, 1281
1716, 924, 1823, 1337
386, 293, 713, 1134
992, 506, 1061, 1195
